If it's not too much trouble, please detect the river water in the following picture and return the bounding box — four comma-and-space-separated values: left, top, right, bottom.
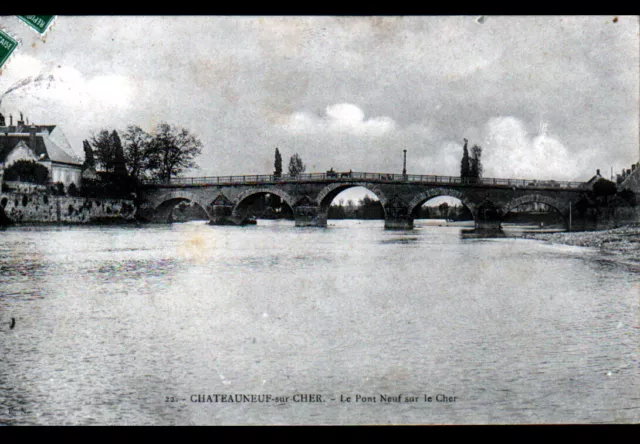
0, 220, 638, 425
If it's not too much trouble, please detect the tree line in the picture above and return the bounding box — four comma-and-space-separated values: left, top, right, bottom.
77, 123, 202, 198
329, 196, 384, 219
328, 197, 472, 221
83, 123, 203, 183
415, 202, 473, 220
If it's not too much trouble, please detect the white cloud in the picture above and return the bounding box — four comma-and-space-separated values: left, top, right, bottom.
1, 54, 43, 81
282, 103, 396, 136
326, 103, 364, 124
86, 75, 134, 108
0, 63, 138, 156
0, 17, 635, 177
1, 61, 136, 114
481, 116, 584, 180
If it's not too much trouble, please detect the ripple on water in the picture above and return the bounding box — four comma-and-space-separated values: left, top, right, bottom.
0, 221, 638, 425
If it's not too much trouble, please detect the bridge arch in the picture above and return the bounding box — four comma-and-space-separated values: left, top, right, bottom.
501, 194, 569, 227
316, 182, 389, 212
152, 191, 211, 223
231, 187, 297, 221
501, 194, 568, 218
407, 188, 477, 218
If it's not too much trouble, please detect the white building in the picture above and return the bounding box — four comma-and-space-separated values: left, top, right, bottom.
0, 113, 83, 189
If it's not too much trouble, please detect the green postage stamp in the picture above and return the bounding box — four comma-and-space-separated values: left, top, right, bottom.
17, 15, 56, 34
0, 29, 19, 70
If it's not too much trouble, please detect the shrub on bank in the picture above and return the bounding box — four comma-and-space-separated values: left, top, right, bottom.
3, 160, 50, 185
49, 182, 66, 196
67, 183, 79, 197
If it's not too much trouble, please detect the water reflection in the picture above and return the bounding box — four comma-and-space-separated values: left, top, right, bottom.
460, 225, 569, 239
459, 228, 509, 239
0, 220, 638, 425
379, 236, 420, 245
0, 258, 47, 278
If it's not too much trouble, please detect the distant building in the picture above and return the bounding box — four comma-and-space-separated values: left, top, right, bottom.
0, 112, 83, 189
585, 168, 603, 187
617, 162, 639, 186
618, 162, 640, 194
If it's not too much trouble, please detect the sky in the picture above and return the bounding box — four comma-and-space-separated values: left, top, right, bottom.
0, 16, 638, 204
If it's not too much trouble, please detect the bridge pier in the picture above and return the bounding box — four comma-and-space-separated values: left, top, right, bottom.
384, 201, 414, 229
209, 204, 236, 225
151, 203, 177, 223
294, 206, 327, 227
474, 219, 502, 231
473, 200, 503, 232
384, 215, 414, 229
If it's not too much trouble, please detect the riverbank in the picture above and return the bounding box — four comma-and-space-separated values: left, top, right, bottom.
0, 191, 136, 225
522, 224, 640, 268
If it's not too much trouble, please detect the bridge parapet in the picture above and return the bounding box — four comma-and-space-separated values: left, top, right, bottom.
141, 172, 587, 191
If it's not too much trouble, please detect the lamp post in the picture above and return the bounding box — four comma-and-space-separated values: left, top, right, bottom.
402, 149, 407, 178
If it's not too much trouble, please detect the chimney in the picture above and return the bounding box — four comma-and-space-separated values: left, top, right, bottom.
596, 169, 600, 176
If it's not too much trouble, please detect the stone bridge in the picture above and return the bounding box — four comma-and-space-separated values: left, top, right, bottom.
138, 172, 591, 230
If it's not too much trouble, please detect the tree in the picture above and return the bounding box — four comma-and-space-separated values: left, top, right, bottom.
343, 199, 357, 218
90, 129, 117, 173
460, 138, 470, 178
111, 130, 128, 176
86, 123, 202, 184
591, 178, 617, 197
67, 183, 79, 197
274, 147, 282, 176
55, 182, 65, 196
147, 122, 203, 182
288, 153, 306, 176
357, 195, 383, 219
83, 140, 95, 170
469, 144, 483, 179
439, 202, 450, 219
122, 125, 152, 181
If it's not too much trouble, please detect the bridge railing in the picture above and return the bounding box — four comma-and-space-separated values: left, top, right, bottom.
141, 172, 587, 190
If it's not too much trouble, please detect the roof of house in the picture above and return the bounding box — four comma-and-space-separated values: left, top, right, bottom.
586, 175, 600, 185
0, 124, 56, 134
0, 127, 82, 166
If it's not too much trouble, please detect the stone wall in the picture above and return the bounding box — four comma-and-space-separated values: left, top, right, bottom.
572, 205, 640, 230
3, 180, 48, 193
0, 191, 136, 224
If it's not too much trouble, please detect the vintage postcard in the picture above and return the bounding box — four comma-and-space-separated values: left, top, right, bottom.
0, 16, 638, 426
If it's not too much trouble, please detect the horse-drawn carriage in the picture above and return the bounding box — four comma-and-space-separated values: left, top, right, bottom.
326, 168, 352, 178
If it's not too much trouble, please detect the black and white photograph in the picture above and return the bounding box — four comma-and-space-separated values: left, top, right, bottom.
0, 15, 638, 425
